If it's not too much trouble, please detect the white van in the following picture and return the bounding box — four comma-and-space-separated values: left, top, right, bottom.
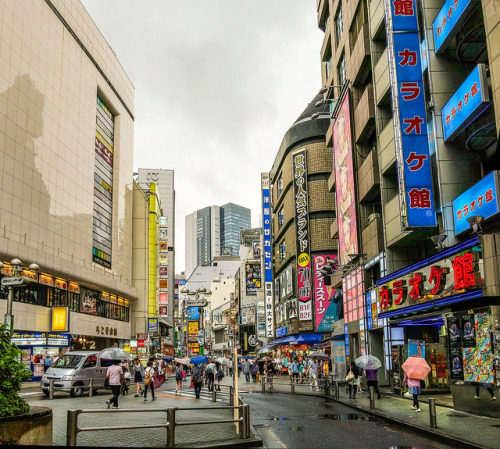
40, 350, 131, 397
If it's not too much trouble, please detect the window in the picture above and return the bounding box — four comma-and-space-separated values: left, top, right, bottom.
277, 173, 284, 197
83, 356, 97, 368
349, 0, 367, 52
335, 4, 343, 47
338, 53, 346, 87
279, 241, 286, 262
278, 208, 285, 229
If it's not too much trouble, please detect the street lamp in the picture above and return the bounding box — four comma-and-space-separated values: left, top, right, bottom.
181, 287, 212, 355
1, 259, 40, 334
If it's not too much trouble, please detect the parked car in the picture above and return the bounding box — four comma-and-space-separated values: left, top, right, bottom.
40, 350, 131, 397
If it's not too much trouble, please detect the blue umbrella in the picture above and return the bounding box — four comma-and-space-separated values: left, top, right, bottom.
242, 355, 256, 360
190, 355, 209, 365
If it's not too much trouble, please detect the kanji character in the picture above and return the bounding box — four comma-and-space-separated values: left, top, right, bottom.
392, 280, 407, 305
409, 272, 425, 300
408, 188, 431, 209
464, 92, 470, 105
462, 204, 469, 216
398, 48, 418, 66
400, 82, 420, 100
469, 199, 476, 212
453, 252, 477, 289
429, 266, 449, 295
403, 115, 424, 134
478, 195, 484, 207
471, 82, 478, 97
379, 286, 392, 309
457, 99, 463, 112
451, 107, 456, 119
96, 326, 100, 334
486, 188, 493, 202
406, 152, 427, 171
393, 0, 414, 15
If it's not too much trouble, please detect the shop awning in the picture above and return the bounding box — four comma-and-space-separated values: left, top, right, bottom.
310, 334, 345, 349
280, 333, 323, 345
257, 337, 288, 353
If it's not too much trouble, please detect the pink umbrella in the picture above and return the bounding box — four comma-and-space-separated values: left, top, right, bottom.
402, 357, 431, 380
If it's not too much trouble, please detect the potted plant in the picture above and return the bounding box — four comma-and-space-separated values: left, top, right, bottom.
0, 324, 53, 445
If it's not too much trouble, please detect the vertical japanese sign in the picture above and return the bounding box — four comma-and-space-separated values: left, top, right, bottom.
292, 149, 312, 320
333, 93, 358, 266
384, 0, 436, 228
314, 255, 342, 331
261, 173, 274, 338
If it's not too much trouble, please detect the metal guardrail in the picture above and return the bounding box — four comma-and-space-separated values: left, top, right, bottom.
66, 404, 250, 447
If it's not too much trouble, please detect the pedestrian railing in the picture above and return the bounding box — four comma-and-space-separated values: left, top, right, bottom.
260, 376, 331, 394
66, 403, 251, 447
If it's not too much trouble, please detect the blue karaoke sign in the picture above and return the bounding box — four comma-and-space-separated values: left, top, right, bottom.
442, 64, 491, 142
453, 170, 500, 235
386, 0, 436, 228
185, 307, 200, 320
433, 0, 476, 54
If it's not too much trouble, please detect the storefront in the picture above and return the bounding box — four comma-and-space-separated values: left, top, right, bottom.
374, 236, 499, 416
12, 332, 71, 381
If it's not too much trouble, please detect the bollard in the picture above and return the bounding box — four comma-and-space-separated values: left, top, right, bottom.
241, 404, 250, 439
429, 398, 437, 428
167, 407, 176, 448
291, 376, 295, 394
324, 379, 329, 396
212, 387, 217, 402
89, 378, 93, 397
335, 380, 340, 399
66, 409, 81, 446
369, 386, 376, 409
229, 386, 234, 406
261, 377, 266, 393
49, 380, 54, 400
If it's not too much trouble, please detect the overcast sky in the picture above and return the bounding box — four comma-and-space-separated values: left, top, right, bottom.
80, 1, 324, 273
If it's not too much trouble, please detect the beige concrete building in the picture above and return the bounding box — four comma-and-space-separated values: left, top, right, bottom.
0, 0, 136, 379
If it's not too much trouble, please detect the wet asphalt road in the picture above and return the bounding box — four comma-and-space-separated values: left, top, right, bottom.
244, 391, 453, 449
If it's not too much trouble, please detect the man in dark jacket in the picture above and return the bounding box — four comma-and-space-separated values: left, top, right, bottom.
191, 364, 204, 399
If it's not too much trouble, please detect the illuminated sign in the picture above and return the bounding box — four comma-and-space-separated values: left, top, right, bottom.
292, 149, 312, 317
159, 216, 168, 226
159, 280, 168, 290
433, 0, 476, 54
453, 170, 500, 235
159, 306, 168, 317
51, 307, 69, 332
11, 333, 46, 346
313, 255, 342, 331
148, 317, 159, 334
47, 333, 70, 347
442, 64, 491, 142
385, 0, 436, 228
185, 307, 200, 320
261, 172, 273, 282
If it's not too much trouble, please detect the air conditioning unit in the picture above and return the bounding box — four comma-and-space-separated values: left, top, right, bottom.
367, 213, 381, 224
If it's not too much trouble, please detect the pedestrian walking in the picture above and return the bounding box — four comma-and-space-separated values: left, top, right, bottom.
474, 382, 497, 400
191, 364, 204, 399
120, 359, 130, 395
143, 361, 157, 401
291, 358, 300, 381
133, 358, 145, 397
215, 361, 224, 391
264, 361, 274, 389
242, 359, 251, 383
206, 359, 216, 391
346, 362, 360, 399
175, 363, 185, 394
364, 366, 382, 400
228, 359, 233, 377
43, 355, 52, 373
307, 356, 320, 391
251, 361, 259, 382
106, 360, 124, 409
238, 361, 242, 377
403, 373, 421, 411
299, 359, 305, 383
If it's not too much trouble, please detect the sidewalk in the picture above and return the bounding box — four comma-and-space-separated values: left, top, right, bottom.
256, 377, 500, 449
25, 376, 262, 447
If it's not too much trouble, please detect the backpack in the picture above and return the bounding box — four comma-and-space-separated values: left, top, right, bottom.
175, 367, 183, 381
206, 365, 213, 375
192, 366, 203, 383
216, 367, 225, 380
144, 368, 152, 386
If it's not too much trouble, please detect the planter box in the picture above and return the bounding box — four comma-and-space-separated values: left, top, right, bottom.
0, 406, 52, 446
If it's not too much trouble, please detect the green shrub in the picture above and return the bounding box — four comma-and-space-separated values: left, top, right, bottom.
0, 324, 31, 418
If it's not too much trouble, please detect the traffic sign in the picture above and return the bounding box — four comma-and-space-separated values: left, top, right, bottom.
186, 299, 208, 307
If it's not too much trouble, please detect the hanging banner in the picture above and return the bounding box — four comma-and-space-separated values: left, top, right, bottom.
292, 148, 312, 320
262, 172, 274, 339
313, 255, 342, 331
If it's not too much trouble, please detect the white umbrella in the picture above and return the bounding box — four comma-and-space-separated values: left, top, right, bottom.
97, 347, 130, 361
174, 357, 190, 366
309, 352, 330, 360
355, 355, 382, 369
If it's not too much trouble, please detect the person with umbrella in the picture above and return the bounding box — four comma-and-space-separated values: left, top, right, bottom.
242, 358, 251, 383
402, 356, 431, 412
206, 359, 216, 391
364, 363, 381, 400
215, 361, 224, 391
346, 361, 360, 399
250, 360, 259, 382
132, 357, 145, 397
403, 372, 422, 411
175, 362, 186, 394
191, 362, 204, 399
105, 359, 125, 409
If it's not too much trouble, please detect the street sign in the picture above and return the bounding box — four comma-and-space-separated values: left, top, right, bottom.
186, 299, 208, 307
1, 277, 24, 286
198, 330, 204, 337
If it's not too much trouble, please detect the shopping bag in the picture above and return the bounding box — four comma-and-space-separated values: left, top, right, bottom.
256, 373, 260, 382
153, 374, 165, 389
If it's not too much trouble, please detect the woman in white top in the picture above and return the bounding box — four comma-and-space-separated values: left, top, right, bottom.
106, 360, 124, 409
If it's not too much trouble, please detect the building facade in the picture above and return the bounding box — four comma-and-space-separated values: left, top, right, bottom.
0, 0, 136, 379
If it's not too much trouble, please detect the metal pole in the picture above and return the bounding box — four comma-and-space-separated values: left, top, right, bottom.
241, 404, 250, 439
369, 386, 375, 409
229, 386, 234, 406
167, 407, 176, 448
6, 286, 14, 333
261, 377, 266, 393
49, 380, 54, 400
291, 375, 295, 394
212, 387, 217, 402
66, 409, 80, 446
324, 379, 329, 396
89, 378, 93, 397
429, 398, 437, 428
335, 380, 340, 399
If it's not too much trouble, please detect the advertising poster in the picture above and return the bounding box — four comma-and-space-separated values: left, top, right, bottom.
447, 316, 462, 347
461, 314, 475, 347
314, 255, 342, 331
288, 298, 298, 319
333, 341, 346, 363
450, 348, 463, 379
185, 307, 200, 320
333, 94, 358, 266
252, 241, 261, 259
246, 263, 261, 296
80, 288, 99, 315
408, 340, 425, 358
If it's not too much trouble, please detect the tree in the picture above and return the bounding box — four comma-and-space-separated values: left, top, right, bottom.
0, 324, 31, 418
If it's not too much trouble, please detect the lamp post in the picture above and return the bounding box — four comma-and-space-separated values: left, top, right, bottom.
1, 259, 40, 334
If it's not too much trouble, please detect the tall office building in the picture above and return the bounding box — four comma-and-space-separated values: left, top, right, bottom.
137, 169, 175, 331
185, 203, 251, 277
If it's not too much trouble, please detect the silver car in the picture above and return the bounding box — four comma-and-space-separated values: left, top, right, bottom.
40, 350, 129, 397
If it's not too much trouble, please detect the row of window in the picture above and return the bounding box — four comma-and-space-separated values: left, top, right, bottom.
0, 283, 130, 322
